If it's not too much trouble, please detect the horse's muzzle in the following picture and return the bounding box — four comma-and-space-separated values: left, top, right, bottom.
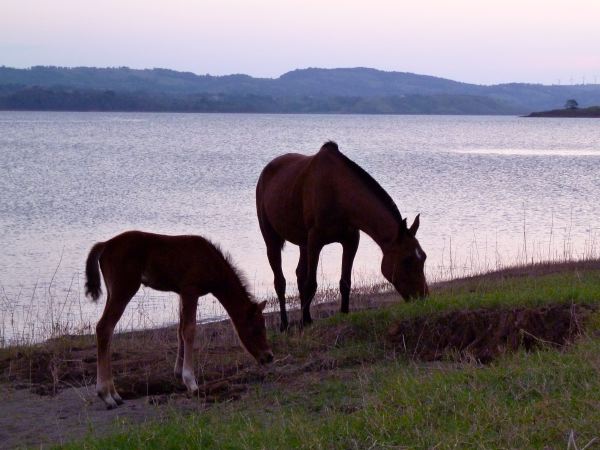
259, 351, 274, 364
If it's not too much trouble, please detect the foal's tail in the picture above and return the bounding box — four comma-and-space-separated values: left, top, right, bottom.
85, 242, 106, 302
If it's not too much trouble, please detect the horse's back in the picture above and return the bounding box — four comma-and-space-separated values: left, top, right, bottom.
256, 146, 345, 245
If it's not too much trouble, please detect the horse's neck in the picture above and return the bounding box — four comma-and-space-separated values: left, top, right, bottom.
338, 177, 399, 250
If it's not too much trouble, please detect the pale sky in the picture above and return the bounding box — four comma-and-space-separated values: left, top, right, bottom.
2, 0, 600, 85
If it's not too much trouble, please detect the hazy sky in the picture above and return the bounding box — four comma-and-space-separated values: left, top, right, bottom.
2, 0, 600, 84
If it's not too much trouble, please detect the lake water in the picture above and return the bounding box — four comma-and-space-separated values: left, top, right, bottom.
1, 112, 599, 344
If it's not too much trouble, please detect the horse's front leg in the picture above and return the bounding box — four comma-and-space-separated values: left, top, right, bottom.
301, 231, 324, 327
180, 294, 199, 395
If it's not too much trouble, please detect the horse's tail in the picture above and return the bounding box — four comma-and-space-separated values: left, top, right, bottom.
85, 242, 106, 302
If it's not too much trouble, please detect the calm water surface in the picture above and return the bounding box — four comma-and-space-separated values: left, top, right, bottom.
1, 112, 599, 343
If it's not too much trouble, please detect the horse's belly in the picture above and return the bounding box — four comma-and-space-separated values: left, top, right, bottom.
267, 214, 307, 245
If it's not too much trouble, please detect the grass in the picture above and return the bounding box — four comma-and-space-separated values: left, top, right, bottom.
54, 264, 600, 449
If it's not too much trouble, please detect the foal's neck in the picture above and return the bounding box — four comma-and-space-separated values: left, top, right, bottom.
211, 264, 254, 324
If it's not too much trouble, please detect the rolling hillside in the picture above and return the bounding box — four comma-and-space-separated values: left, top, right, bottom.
2, 66, 600, 114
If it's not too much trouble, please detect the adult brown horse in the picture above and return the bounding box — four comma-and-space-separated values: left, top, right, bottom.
256, 141, 428, 331
85, 230, 273, 409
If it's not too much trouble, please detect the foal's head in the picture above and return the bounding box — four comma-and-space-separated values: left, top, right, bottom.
381, 214, 429, 300
236, 300, 273, 364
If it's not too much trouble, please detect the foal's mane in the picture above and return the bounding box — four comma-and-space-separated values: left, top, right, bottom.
321, 141, 403, 223
208, 240, 256, 304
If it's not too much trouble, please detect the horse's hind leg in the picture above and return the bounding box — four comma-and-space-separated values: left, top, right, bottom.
301, 231, 324, 327
258, 213, 288, 331
260, 226, 287, 331
340, 229, 360, 314
295, 245, 307, 301
95, 273, 139, 409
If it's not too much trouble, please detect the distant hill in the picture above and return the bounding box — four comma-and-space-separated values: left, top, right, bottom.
2, 66, 600, 114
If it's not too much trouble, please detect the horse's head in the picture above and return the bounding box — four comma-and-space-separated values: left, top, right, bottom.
236, 300, 274, 364
381, 214, 429, 300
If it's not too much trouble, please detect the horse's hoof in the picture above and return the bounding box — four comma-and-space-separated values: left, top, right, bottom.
301, 318, 313, 328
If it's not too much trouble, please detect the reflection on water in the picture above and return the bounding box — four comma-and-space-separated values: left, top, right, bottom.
454, 148, 600, 156
1, 112, 599, 344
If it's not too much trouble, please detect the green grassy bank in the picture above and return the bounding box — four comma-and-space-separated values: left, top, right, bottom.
61, 266, 600, 449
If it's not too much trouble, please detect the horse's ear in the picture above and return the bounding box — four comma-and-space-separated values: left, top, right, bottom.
409, 214, 420, 237
257, 300, 267, 312
395, 218, 408, 241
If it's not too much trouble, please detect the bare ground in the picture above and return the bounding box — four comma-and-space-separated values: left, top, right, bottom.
1, 260, 599, 449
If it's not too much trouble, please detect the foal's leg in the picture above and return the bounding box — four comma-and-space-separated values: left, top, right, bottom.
340, 230, 360, 314
301, 231, 324, 327
174, 296, 185, 378
180, 294, 199, 394
96, 283, 137, 409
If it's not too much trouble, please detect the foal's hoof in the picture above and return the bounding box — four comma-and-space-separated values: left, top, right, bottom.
98, 392, 119, 410
113, 393, 124, 406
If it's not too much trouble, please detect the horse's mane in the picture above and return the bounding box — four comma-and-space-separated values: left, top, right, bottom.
321, 141, 403, 223
208, 240, 256, 304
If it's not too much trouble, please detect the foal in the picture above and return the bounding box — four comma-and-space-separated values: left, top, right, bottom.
85, 230, 273, 409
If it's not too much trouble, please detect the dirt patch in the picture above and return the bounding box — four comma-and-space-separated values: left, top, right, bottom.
0, 319, 262, 402
387, 303, 594, 363
0, 291, 397, 403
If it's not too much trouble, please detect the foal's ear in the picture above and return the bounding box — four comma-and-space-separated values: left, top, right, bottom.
257, 300, 267, 312
409, 214, 420, 237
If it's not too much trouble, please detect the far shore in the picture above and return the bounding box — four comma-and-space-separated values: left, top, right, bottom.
526, 106, 600, 118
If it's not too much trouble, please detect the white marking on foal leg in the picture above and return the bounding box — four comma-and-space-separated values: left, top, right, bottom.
96, 377, 118, 409
182, 367, 198, 394
109, 381, 123, 405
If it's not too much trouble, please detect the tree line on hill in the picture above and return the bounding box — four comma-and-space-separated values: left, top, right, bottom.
1, 66, 600, 114
0, 85, 522, 114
